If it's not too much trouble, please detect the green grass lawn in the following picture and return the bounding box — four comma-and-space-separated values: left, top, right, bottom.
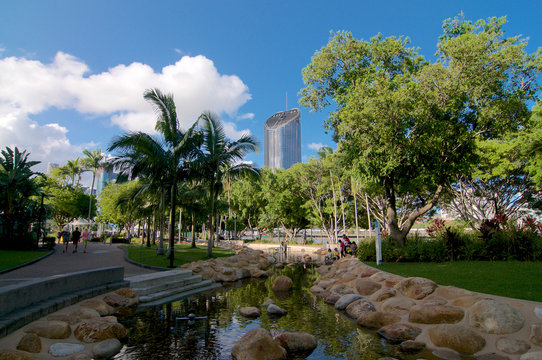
0, 250, 49, 271
366, 261, 542, 302
121, 243, 235, 268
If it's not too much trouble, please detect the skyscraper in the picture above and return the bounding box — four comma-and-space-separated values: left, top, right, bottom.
264, 108, 301, 170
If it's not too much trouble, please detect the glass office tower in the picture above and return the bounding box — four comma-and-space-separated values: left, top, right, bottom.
264, 108, 301, 170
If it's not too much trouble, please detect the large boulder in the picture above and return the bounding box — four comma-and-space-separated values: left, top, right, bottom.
271, 276, 293, 291
428, 324, 486, 354
451, 295, 483, 308
16, 333, 41, 353
103, 293, 137, 308
274, 332, 317, 354
408, 304, 464, 324
334, 294, 362, 310
344, 299, 376, 319
369, 288, 396, 302
521, 352, 542, 360
231, 328, 287, 360
74, 317, 127, 343
469, 299, 524, 334
115, 287, 138, 298
350, 279, 381, 296
530, 324, 542, 346
79, 299, 113, 316
323, 292, 341, 305
48, 343, 85, 357
377, 323, 422, 344
496, 338, 531, 354
239, 307, 261, 318
25, 320, 71, 339
329, 283, 355, 295
357, 312, 400, 328
0, 349, 40, 359
394, 277, 437, 299
267, 304, 287, 317
381, 297, 416, 314
92, 338, 123, 359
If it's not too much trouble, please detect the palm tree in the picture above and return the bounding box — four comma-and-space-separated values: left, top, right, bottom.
82, 148, 105, 220
109, 88, 200, 267
58, 158, 86, 186
0, 147, 42, 246
195, 112, 258, 257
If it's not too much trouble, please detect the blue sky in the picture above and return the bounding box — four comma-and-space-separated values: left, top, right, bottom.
1, 0, 541, 183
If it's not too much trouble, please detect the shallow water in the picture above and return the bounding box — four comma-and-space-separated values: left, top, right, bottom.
115, 266, 468, 360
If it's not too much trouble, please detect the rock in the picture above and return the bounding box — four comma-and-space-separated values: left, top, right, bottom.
535, 307, 542, 319
377, 323, 422, 344
231, 328, 287, 360
469, 299, 524, 334
274, 332, 317, 354
334, 294, 362, 310
79, 299, 113, 316
357, 312, 400, 328
48, 343, 85, 357
370, 288, 396, 302
530, 324, 542, 346
451, 295, 483, 308
239, 307, 261, 318
103, 293, 136, 307
428, 324, 486, 354
398, 340, 425, 353
267, 304, 287, 316
432, 348, 461, 360
25, 320, 71, 339
345, 299, 376, 319
323, 292, 341, 304
381, 297, 416, 314
437, 286, 472, 299
476, 353, 512, 360
92, 338, 123, 359
383, 276, 403, 288
70, 307, 101, 319
408, 304, 464, 324
46, 314, 81, 325
68, 354, 92, 360
394, 277, 437, 299
497, 338, 531, 354
329, 283, 355, 295
0, 349, 39, 360
74, 317, 127, 343
351, 279, 382, 296
271, 276, 293, 291
418, 297, 448, 306
16, 333, 41, 353
115, 288, 138, 298
521, 352, 542, 360
261, 299, 276, 308
309, 285, 325, 296
369, 271, 392, 282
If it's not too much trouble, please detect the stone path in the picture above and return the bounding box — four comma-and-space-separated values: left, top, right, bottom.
0, 242, 158, 287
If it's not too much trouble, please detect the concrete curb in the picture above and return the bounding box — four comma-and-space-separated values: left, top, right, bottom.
0, 248, 55, 275
119, 245, 171, 272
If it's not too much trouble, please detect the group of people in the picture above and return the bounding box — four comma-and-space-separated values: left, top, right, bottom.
327, 234, 358, 263
57, 227, 91, 253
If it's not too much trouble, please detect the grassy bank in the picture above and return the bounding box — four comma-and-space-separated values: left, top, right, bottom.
366, 261, 542, 302
121, 243, 235, 268
0, 250, 49, 271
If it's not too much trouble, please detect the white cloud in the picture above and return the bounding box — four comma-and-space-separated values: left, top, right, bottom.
0, 51, 253, 166
307, 142, 324, 151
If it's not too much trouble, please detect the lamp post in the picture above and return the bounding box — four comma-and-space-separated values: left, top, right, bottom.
234, 214, 237, 240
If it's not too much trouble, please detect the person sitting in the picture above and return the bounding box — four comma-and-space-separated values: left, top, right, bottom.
350, 241, 358, 256
332, 248, 340, 261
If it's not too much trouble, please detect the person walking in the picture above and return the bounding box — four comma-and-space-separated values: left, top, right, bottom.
81, 228, 91, 253
71, 227, 81, 253
62, 230, 70, 253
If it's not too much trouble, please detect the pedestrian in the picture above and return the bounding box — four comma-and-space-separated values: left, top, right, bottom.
62, 230, 70, 253
81, 228, 91, 253
71, 227, 81, 253
57, 231, 62, 245
141, 231, 146, 246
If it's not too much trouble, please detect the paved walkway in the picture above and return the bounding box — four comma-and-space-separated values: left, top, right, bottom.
0, 242, 158, 287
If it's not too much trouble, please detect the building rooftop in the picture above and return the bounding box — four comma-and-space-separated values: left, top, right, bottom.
264, 108, 300, 129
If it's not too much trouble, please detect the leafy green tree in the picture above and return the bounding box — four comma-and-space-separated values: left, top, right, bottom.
109, 88, 200, 267
56, 158, 86, 186
82, 148, 106, 220
196, 112, 258, 257
300, 17, 541, 246
229, 172, 266, 239
96, 180, 143, 233
0, 147, 42, 248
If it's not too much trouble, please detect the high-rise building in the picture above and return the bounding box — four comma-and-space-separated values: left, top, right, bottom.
95, 168, 118, 196
264, 108, 301, 170
46, 162, 59, 174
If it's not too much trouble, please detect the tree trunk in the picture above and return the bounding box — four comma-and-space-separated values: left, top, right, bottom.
191, 211, 196, 248
157, 188, 165, 255
146, 216, 151, 247
330, 171, 338, 243
168, 184, 177, 268
354, 191, 359, 243
88, 170, 96, 220
207, 191, 215, 257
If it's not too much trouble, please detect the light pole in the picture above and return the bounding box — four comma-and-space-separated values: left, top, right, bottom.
234, 214, 237, 240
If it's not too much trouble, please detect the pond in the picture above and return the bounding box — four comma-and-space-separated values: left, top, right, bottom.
115, 266, 466, 360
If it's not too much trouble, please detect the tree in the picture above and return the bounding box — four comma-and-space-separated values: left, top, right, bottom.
0, 147, 42, 248
300, 17, 541, 246
109, 88, 200, 267
195, 112, 258, 257
82, 148, 106, 220
96, 180, 143, 233
57, 158, 86, 186
230, 172, 266, 239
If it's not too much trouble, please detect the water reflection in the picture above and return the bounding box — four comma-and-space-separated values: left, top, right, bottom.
116, 266, 468, 360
